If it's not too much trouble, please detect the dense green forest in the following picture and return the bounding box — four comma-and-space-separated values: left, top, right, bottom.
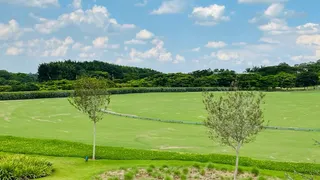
1, 60, 320, 92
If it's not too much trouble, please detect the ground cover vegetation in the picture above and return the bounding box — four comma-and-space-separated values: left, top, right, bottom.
1, 60, 320, 92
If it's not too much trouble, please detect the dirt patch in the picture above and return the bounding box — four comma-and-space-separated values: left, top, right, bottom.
98, 166, 274, 180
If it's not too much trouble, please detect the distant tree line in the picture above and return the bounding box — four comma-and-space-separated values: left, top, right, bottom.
0, 60, 320, 92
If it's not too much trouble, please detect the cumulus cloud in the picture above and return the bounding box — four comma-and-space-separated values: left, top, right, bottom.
72, 0, 81, 9
259, 37, 280, 44
205, 41, 227, 48
264, 3, 284, 17
33, 5, 136, 34
211, 51, 239, 61
135, 0, 148, 7
0, 0, 59, 8
124, 39, 146, 45
191, 4, 230, 26
191, 47, 201, 52
296, 23, 319, 34
238, 0, 287, 3
296, 35, 320, 46
0, 20, 23, 40
151, 0, 185, 15
6, 47, 24, 56
173, 54, 185, 64
92, 36, 108, 48
232, 42, 248, 46
258, 18, 290, 34
136, 29, 154, 40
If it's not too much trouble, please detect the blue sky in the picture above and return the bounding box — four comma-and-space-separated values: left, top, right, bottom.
0, 0, 319, 73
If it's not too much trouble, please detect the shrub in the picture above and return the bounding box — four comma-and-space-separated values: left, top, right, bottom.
207, 163, 214, 170
238, 167, 244, 174
200, 169, 206, 176
193, 163, 201, 169
258, 176, 267, 180
180, 174, 187, 180
173, 170, 181, 176
164, 175, 172, 180
124, 172, 134, 180
146, 167, 153, 174
251, 167, 260, 176
0, 154, 53, 179
182, 168, 189, 175
149, 164, 155, 169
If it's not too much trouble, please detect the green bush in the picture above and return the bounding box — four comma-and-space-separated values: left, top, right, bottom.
251, 167, 260, 176
0, 136, 319, 176
0, 154, 53, 179
124, 172, 134, 180
180, 174, 187, 180
182, 168, 189, 175
207, 163, 214, 170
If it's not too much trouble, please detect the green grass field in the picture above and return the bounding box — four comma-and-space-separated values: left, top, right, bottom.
0, 92, 320, 164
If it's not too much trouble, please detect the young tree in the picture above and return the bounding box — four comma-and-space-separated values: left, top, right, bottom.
68, 77, 111, 160
203, 91, 266, 180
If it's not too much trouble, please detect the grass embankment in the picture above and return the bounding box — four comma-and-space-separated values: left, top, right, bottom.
0, 136, 319, 176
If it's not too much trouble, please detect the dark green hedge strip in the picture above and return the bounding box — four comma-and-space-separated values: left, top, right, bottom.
0, 136, 318, 175
0, 87, 230, 100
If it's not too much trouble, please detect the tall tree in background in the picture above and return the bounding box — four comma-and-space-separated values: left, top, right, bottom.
68, 77, 111, 160
203, 91, 266, 180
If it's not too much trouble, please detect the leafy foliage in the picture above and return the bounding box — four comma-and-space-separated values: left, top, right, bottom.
0, 154, 53, 179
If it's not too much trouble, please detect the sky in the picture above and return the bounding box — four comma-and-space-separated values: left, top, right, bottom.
0, 0, 320, 73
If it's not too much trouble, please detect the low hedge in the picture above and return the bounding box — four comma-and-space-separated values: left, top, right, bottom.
0, 154, 53, 179
0, 136, 318, 175
0, 87, 230, 100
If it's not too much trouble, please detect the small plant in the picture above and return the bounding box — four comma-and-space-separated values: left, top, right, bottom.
151, 172, 158, 178
173, 169, 181, 176
258, 176, 267, 180
200, 169, 206, 176
149, 164, 155, 169
162, 164, 169, 168
207, 163, 214, 170
221, 167, 228, 172
124, 172, 134, 180
164, 175, 173, 180
119, 167, 126, 170
159, 167, 164, 171
195, 175, 200, 179
238, 167, 244, 174
108, 177, 119, 180
146, 167, 153, 174
251, 167, 260, 176
180, 174, 187, 180
193, 163, 201, 169
157, 173, 164, 179
182, 168, 189, 175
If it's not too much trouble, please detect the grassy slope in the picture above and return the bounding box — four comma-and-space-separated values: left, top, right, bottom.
0, 92, 320, 163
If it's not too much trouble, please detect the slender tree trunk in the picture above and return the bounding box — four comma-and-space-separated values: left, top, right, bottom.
234, 143, 241, 180
92, 121, 96, 160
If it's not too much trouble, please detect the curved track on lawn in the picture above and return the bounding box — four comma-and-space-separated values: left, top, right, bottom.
102, 110, 320, 132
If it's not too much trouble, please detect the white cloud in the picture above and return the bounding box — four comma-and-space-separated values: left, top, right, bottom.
34, 5, 135, 34
211, 51, 239, 61
296, 35, 320, 46
151, 0, 185, 15
79, 52, 96, 58
264, 3, 284, 17
296, 23, 319, 35
259, 37, 280, 44
291, 55, 319, 62
128, 38, 174, 63
173, 54, 185, 64
81, 46, 92, 52
238, 0, 287, 4
124, 39, 146, 45
191, 47, 201, 52
72, 0, 81, 9
135, 0, 148, 7
0, 0, 59, 8
92, 36, 108, 48
232, 42, 247, 46
6, 47, 24, 56
205, 41, 227, 48
136, 29, 154, 40
258, 18, 290, 34
72, 42, 83, 49
0, 20, 22, 40
191, 4, 230, 26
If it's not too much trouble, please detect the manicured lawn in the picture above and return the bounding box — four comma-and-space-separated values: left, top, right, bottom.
0, 92, 320, 163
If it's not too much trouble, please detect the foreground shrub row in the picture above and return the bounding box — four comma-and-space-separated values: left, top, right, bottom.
0, 87, 230, 100
0, 154, 53, 179
0, 136, 318, 175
